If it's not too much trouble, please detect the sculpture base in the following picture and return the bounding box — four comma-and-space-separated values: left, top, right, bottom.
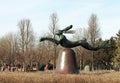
55, 48, 79, 74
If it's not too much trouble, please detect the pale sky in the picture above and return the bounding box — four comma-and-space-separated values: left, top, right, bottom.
0, 0, 120, 39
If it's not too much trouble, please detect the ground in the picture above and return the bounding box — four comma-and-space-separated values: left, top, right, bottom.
0, 70, 120, 83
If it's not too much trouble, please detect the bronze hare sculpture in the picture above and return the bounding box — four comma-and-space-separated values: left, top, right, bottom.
40, 25, 109, 50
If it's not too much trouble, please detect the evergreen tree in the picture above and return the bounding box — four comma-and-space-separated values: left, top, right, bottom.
94, 37, 116, 69
113, 30, 120, 66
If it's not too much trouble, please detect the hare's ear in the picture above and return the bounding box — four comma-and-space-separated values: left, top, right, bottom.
64, 30, 75, 34
55, 25, 73, 35
61, 25, 73, 32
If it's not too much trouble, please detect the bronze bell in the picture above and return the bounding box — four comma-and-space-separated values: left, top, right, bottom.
55, 48, 79, 74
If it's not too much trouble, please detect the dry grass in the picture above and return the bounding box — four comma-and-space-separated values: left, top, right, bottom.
0, 70, 120, 83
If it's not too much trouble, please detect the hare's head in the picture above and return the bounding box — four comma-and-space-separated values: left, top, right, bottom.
55, 25, 75, 36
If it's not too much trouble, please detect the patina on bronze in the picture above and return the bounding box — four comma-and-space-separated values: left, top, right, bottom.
40, 25, 109, 74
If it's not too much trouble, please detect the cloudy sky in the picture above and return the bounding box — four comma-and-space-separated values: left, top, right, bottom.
0, 0, 120, 39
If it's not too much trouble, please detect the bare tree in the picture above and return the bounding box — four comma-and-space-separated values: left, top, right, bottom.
88, 14, 101, 71
73, 27, 90, 70
0, 33, 18, 66
73, 28, 83, 70
17, 19, 35, 70
49, 13, 59, 69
